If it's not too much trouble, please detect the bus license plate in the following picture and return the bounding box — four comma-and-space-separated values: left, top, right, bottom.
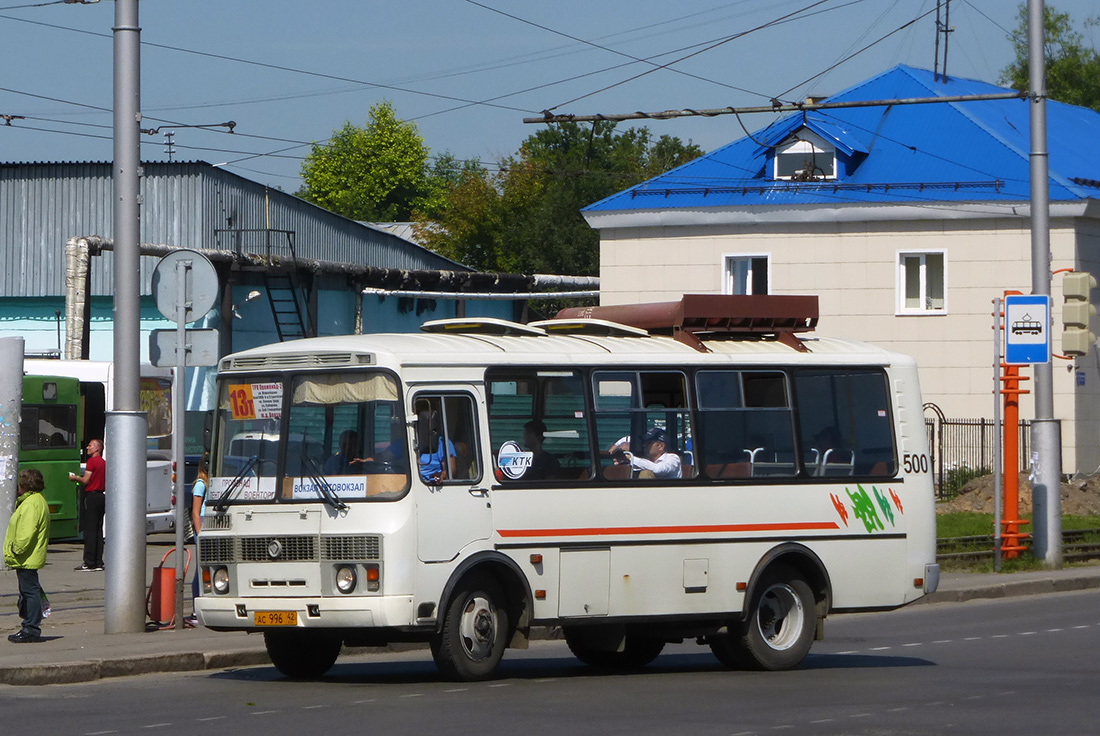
254, 611, 297, 626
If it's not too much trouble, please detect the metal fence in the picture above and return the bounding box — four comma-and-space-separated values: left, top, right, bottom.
924, 416, 1031, 499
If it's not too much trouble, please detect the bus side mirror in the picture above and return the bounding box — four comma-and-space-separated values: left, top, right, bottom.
203, 410, 214, 452
415, 410, 432, 454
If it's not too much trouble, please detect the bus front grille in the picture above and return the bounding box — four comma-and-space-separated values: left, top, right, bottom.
241, 536, 317, 562
323, 535, 382, 561
199, 534, 383, 564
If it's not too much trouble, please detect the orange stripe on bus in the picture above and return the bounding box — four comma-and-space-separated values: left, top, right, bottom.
497, 521, 840, 538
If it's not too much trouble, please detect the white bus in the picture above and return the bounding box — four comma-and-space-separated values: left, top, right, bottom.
195, 295, 939, 681
23, 359, 178, 534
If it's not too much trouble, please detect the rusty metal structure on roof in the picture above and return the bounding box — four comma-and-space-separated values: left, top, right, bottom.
555, 294, 819, 352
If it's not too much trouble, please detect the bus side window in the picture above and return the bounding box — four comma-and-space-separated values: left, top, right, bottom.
793, 369, 897, 478
414, 394, 480, 484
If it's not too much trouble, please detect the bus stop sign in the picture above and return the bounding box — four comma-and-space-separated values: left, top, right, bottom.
1004, 294, 1051, 365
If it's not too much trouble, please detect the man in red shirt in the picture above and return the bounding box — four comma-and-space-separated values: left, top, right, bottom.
69, 438, 106, 571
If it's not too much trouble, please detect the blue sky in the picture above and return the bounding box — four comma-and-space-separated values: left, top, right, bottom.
2, 0, 1097, 191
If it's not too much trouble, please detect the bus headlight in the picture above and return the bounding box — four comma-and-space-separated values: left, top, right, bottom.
212, 567, 230, 594
335, 565, 357, 594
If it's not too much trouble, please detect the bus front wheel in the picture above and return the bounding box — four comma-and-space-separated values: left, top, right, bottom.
431, 574, 510, 681
263, 630, 342, 679
711, 565, 816, 671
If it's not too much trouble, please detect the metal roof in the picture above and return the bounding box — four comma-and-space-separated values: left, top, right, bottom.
0, 161, 468, 298
584, 65, 1100, 215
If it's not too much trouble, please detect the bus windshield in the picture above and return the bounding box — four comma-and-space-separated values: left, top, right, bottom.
213, 371, 410, 503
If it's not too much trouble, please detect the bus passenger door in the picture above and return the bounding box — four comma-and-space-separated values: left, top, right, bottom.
414, 391, 493, 562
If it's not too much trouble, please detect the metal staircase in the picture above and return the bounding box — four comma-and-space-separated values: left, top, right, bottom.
262, 269, 309, 342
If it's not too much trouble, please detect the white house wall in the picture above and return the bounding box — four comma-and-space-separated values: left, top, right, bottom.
598, 216, 1099, 474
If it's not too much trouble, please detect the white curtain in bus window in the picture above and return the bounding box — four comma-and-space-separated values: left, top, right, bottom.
593, 370, 693, 480
487, 370, 591, 482
793, 369, 896, 477
696, 371, 796, 479
286, 373, 408, 497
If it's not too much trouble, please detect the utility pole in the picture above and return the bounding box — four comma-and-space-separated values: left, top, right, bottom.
1028, 0, 1062, 568
0, 338, 23, 572
105, 0, 149, 634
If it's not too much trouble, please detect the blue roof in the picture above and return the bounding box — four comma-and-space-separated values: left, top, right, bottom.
584, 65, 1100, 213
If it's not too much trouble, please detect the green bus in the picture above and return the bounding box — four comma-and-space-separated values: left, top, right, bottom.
20, 375, 83, 540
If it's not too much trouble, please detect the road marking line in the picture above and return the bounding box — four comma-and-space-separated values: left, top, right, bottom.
86, 731, 118, 735
301, 705, 326, 710
142, 724, 172, 729
400, 693, 424, 698
902, 642, 922, 647
964, 636, 981, 641
887, 707, 909, 712
488, 683, 510, 688
991, 634, 1009, 639
870, 646, 892, 651
932, 639, 952, 644
353, 699, 376, 704
1019, 631, 1037, 636
444, 688, 468, 693
251, 710, 279, 715
836, 650, 858, 655
1045, 628, 1063, 632
810, 719, 834, 724
196, 717, 226, 722
849, 713, 871, 718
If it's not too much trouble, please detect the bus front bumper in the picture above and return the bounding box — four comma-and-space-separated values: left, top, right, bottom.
195, 595, 416, 631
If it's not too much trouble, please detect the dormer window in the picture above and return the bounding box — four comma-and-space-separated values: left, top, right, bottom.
774, 129, 836, 181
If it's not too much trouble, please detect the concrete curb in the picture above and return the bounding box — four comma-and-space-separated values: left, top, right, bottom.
919, 575, 1100, 604
0, 649, 270, 687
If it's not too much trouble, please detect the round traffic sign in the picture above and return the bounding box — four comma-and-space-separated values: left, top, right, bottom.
152, 249, 219, 324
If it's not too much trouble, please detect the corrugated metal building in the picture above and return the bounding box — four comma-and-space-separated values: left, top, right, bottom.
0, 160, 466, 298
0, 160, 526, 441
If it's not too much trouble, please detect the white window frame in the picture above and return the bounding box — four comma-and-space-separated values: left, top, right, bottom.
896, 250, 947, 315
723, 254, 771, 296
773, 129, 836, 181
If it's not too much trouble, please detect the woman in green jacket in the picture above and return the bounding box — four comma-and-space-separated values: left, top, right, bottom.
4, 468, 49, 643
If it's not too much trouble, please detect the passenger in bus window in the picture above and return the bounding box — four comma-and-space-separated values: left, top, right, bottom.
416, 400, 456, 483
323, 430, 366, 475
523, 420, 559, 480
611, 427, 682, 479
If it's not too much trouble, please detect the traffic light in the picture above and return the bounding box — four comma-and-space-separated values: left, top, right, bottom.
1062, 271, 1097, 357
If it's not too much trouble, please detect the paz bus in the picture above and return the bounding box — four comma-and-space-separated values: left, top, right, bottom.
23, 360, 177, 535
195, 295, 939, 681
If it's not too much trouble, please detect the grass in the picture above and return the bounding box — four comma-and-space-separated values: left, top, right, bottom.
936, 512, 1100, 572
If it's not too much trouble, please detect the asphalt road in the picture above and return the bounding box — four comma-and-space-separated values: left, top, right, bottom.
4, 590, 1099, 736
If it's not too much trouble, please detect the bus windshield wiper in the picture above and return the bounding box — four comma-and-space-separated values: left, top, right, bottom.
302, 455, 349, 511
213, 455, 258, 512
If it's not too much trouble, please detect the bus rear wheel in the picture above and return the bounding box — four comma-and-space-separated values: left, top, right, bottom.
563, 627, 666, 669
712, 565, 816, 671
263, 630, 342, 679
431, 574, 510, 681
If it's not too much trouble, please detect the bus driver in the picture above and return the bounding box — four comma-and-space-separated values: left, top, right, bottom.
610, 427, 682, 479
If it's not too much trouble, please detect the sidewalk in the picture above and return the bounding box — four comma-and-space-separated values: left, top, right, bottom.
2, 537, 1099, 686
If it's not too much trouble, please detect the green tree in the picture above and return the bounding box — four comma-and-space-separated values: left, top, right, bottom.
415, 122, 702, 275
299, 101, 436, 222
1000, 3, 1100, 111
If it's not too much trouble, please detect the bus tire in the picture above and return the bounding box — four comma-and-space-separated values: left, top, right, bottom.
563, 627, 666, 669
726, 565, 816, 671
431, 574, 509, 681
263, 630, 342, 679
